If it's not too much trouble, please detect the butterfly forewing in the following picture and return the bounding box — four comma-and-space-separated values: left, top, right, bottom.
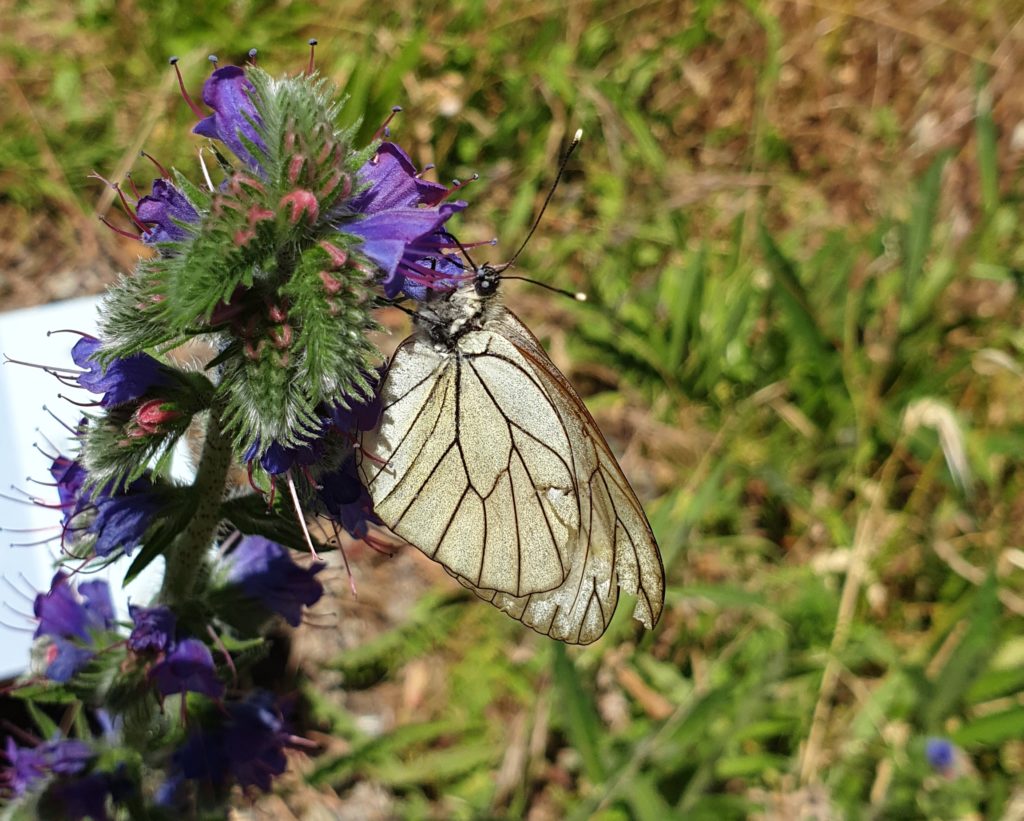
358, 300, 665, 644
359, 328, 578, 596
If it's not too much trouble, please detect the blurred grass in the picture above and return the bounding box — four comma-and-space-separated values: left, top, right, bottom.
4, 0, 1024, 818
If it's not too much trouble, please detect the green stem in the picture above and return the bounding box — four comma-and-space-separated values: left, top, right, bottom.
159, 408, 232, 603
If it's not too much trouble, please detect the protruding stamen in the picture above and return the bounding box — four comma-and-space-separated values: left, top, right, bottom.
373, 105, 403, 141
99, 215, 140, 240
125, 172, 142, 200
285, 470, 320, 560
415, 163, 436, 179
42, 405, 79, 435
169, 57, 206, 119
140, 150, 171, 180
113, 184, 149, 233
247, 48, 258, 65
306, 38, 318, 75
441, 173, 480, 201
329, 521, 358, 598
208, 54, 219, 68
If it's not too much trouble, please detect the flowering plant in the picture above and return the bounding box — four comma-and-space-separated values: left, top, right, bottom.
2, 45, 472, 817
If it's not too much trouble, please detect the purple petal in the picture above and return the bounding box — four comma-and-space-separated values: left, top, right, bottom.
45, 638, 95, 682
128, 604, 177, 653
193, 66, 265, 170
71, 336, 173, 408
136, 179, 200, 245
34, 573, 89, 641
226, 537, 324, 627
150, 638, 224, 700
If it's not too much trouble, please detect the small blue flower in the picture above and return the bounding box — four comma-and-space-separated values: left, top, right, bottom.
150, 638, 224, 701
317, 457, 381, 540
127, 604, 177, 654
136, 178, 200, 245
225, 536, 324, 627
926, 737, 956, 774
193, 65, 266, 170
71, 336, 174, 408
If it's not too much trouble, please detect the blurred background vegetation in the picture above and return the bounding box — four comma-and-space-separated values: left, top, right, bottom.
3, 0, 1024, 818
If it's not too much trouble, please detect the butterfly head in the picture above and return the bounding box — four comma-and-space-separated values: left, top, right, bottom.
473, 264, 503, 299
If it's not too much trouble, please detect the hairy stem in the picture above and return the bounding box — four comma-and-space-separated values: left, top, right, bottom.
159, 408, 232, 603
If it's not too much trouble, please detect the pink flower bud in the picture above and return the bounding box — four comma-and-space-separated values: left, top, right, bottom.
135, 399, 182, 434
279, 190, 319, 224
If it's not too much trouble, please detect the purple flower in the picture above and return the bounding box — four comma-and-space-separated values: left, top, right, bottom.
926, 737, 956, 774
52, 455, 161, 558
326, 372, 383, 433
1, 736, 93, 798
45, 638, 97, 683
225, 536, 324, 627
71, 336, 174, 408
34, 574, 114, 642
172, 691, 295, 791
342, 141, 467, 299
193, 66, 266, 170
317, 457, 381, 540
33, 574, 115, 682
3, 737, 48, 796
150, 638, 224, 701
136, 178, 200, 245
50, 456, 88, 520
243, 434, 325, 476
349, 141, 447, 213
86, 477, 162, 558
127, 604, 176, 653
43, 768, 132, 821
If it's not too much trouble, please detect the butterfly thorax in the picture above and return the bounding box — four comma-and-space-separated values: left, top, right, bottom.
415, 265, 503, 350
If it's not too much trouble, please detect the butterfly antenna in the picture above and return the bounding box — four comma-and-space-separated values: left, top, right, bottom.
502, 275, 587, 302
504, 128, 583, 270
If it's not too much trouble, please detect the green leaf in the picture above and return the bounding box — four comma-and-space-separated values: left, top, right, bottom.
552, 643, 608, 783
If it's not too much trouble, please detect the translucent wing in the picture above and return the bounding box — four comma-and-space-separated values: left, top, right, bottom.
357, 327, 581, 597
446, 309, 664, 644
357, 306, 664, 644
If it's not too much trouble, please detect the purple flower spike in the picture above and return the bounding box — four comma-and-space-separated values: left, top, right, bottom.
150, 638, 224, 701
225, 536, 324, 627
71, 336, 174, 408
317, 458, 381, 540
127, 604, 177, 653
193, 66, 266, 170
136, 179, 200, 245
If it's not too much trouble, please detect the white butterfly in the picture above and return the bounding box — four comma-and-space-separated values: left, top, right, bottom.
357, 263, 665, 644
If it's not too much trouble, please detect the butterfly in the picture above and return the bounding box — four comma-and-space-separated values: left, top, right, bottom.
357, 136, 664, 644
